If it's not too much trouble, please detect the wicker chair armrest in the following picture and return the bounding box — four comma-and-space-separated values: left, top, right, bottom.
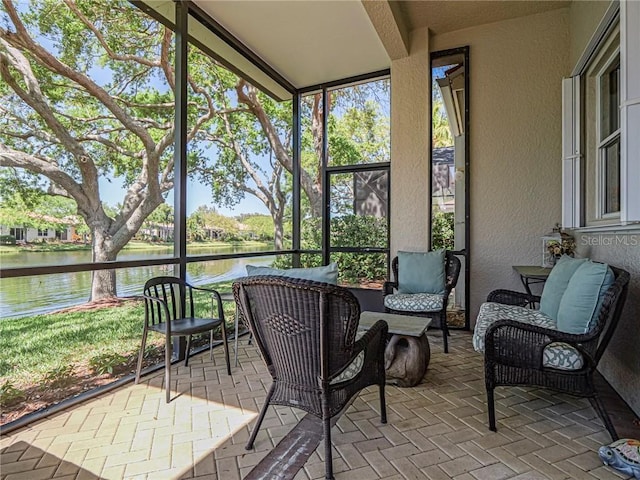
352, 319, 388, 354
485, 320, 595, 369
487, 289, 540, 307
330, 320, 388, 382
485, 320, 552, 369
383, 281, 397, 296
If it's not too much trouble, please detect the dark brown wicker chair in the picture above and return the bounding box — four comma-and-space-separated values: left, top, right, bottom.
483, 266, 630, 440
135, 276, 231, 403
383, 251, 462, 353
233, 276, 388, 480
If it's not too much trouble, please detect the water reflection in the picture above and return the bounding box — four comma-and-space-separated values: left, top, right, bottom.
0, 246, 275, 319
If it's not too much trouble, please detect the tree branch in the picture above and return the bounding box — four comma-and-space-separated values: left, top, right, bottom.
0, 144, 90, 208
1, 0, 157, 155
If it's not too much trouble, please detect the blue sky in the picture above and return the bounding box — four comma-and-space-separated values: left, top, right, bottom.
98, 175, 268, 217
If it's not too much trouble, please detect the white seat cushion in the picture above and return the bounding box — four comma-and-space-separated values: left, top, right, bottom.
473, 302, 584, 371
384, 293, 444, 312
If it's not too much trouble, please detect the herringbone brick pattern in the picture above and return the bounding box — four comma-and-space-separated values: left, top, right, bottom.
0, 331, 631, 480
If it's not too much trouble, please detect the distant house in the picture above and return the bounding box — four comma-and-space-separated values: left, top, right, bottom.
138, 223, 174, 242
432, 146, 455, 213
0, 214, 79, 243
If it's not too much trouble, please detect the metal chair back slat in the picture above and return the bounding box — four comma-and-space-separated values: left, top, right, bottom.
136, 276, 231, 403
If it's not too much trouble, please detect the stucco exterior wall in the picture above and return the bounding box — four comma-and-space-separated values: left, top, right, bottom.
575, 235, 640, 416
389, 27, 431, 255
426, 10, 569, 320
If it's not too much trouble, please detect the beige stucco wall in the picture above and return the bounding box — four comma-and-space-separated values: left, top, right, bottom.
389, 27, 431, 254
575, 235, 640, 416
428, 9, 568, 320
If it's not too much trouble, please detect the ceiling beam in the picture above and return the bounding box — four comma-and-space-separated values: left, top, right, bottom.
362, 0, 410, 60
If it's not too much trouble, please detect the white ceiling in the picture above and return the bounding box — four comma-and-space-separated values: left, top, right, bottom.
189, 0, 571, 96
195, 1, 390, 90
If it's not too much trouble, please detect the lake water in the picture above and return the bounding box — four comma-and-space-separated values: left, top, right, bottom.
0, 245, 275, 319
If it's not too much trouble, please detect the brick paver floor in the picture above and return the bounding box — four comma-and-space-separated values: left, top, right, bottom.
0, 331, 631, 479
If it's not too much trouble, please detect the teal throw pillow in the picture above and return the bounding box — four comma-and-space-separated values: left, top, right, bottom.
557, 261, 615, 334
397, 250, 445, 294
246, 263, 339, 285
539, 255, 588, 321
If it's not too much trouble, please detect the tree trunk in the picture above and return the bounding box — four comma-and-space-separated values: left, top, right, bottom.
273, 218, 284, 251
90, 226, 117, 301
91, 267, 117, 301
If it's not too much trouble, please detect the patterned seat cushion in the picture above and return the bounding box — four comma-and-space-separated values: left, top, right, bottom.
473, 302, 584, 371
384, 293, 444, 312
543, 342, 584, 370
330, 351, 364, 385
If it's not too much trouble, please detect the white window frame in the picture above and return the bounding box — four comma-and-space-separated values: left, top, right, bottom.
37, 228, 48, 237
562, 1, 640, 230
595, 49, 620, 220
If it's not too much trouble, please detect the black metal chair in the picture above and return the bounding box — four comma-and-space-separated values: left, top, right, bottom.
383, 251, 462, 353
135, 276, 231, 403
233, 275, 388, 480
482, 266, 630, 440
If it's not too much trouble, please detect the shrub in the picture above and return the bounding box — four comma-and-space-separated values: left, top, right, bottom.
89, 352, 129, 375
0, 235, 16, 245
42, 364, 76, 388
0, 380, 26, 408
432, 209, 454, 251
273, 214, 387, 285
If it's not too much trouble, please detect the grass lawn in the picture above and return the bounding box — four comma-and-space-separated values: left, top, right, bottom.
0, 280, 238, 418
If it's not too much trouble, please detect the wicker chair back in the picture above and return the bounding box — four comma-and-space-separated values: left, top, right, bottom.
233, 275, 388, 480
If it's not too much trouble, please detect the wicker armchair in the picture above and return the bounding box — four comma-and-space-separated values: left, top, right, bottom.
383, 251, 462, 353
482, 266, 629, 440
233, 276, 388, 480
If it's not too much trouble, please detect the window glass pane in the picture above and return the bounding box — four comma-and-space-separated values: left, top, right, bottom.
327, 79, 390, 167
603, 138, 620, 214
300, 93, 323, 250
599, 58, 620, 139
329, 171, 388, 249
0, 2, 175, 297
186, 19, 293, 256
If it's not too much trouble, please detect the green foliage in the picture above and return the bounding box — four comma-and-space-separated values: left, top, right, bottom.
432, 209, 455, 250
274, 214, 387, 285
187, 206, 241, 242
432, 99, 454, 148
331, 214, 387, 249
0, 235, 16, 245
42, 364, 76, 388
0, 380, 26, 408
0, 1, 391, 301
239, 214, 275, 241
89, 352, 128, 375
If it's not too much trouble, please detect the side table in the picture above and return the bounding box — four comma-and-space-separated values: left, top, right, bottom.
512, 265, 552, 300
359, 311, 432, 387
